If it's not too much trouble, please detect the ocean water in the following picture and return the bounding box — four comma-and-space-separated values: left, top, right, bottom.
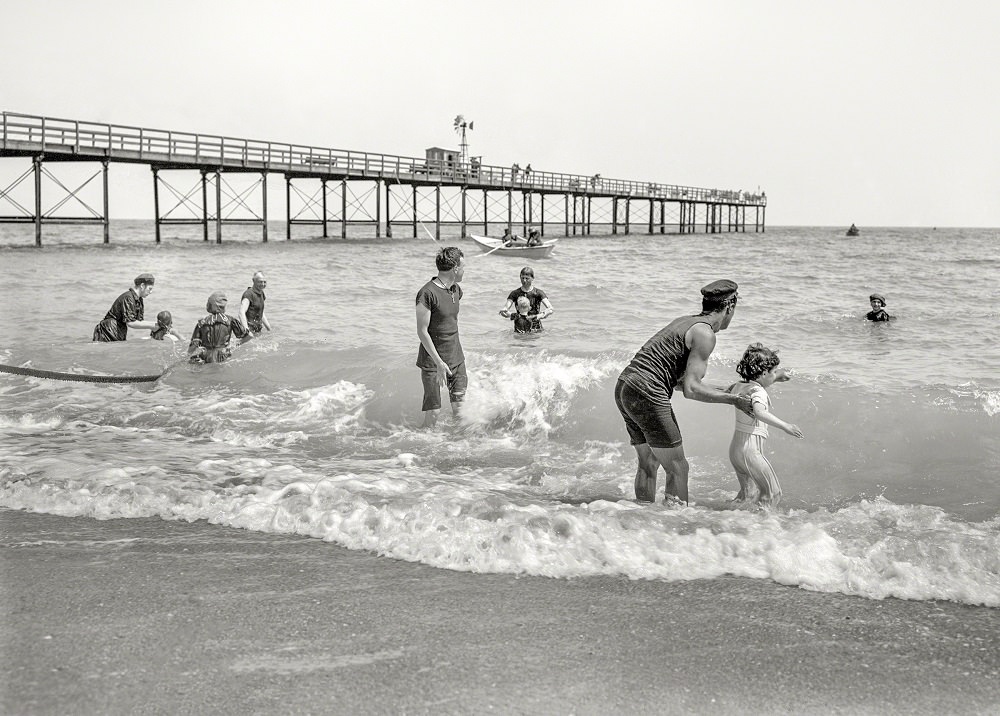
1, 222, 998, 607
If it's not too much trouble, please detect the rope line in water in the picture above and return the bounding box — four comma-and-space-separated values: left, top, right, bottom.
0, 363, 165, 384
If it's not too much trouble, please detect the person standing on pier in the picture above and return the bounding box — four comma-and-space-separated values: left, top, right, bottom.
415, 247, 467, 428
92, 273, 158, 342
614, 280, 753, 505
239, 271, 271, 335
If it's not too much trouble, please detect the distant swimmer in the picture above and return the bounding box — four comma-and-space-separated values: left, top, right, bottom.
239, 271, 271, 336
614, 279, 753, 505
498, 266, 553, 331
726, 343, 803, 508
866, 293, 893, 322
415, 247, 467, 428
92, 273, 158, 342
188, 291, 249, 363
149, 310, 183, 341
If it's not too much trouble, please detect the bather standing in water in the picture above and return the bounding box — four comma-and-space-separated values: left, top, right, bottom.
92, 273, 158, 341
188, 291, 249, 363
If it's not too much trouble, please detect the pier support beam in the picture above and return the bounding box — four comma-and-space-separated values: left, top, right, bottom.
412, 186, 418, 239
341, 178, 347, 239
460, 186, 466, 239
102, 160, 109, 244
385, 182, 392, 238
215, 169, 222, 244
261, 172, 268, 242
33, 156, 41, 247
321, 179, 328, 238
152, 167, 161, 245
375, 178, 382, 238
201, 170, 209, 242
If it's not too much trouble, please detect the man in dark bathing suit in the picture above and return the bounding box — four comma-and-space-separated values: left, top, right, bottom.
239, 271, 271, 336
92, 273, 157, 341
415, 247, 467, 428
615, 280, 753, 504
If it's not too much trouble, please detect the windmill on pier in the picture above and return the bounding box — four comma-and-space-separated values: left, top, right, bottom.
454, 115, 474, 166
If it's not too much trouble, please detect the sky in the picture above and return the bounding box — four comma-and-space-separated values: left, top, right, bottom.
2, 0, 997, 227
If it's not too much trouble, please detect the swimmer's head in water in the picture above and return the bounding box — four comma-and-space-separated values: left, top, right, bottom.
206, 291, 228, 314
869, 293, 886, 307
737, 342, 780, 382
156, 310, 172, 328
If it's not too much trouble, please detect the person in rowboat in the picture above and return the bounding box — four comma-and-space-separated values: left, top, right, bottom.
501, 226, 524, 246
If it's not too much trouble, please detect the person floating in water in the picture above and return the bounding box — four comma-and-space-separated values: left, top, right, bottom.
866, 293, 893, 322
92, 273, 157, 342
188, 291, 249, 363
149, 310, 183, 341
726, 343, 803, 508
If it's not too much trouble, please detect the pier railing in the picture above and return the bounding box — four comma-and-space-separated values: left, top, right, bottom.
1, 111, 765, 206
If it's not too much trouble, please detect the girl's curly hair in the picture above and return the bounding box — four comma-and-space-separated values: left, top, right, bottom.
736, 343, 780, 381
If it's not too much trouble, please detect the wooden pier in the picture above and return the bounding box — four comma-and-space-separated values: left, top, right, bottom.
0, 111, 766, 245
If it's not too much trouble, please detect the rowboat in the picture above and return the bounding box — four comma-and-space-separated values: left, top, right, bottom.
470, 234, 558, 259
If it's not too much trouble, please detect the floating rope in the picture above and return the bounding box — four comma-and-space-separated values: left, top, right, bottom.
0, 363, 164, 384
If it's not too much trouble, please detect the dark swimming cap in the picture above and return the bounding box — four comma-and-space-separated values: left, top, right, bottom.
134, 273, 155, 286
701, 279, 739, 303
870, 293, 886, 305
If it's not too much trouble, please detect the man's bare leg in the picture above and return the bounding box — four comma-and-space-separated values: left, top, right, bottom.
650, 445, 689, 504
421, 409, 440, 428
632, 444, 661, 502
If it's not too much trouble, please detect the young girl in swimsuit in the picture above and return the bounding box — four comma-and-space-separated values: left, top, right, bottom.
726, 343, 804, 508
149, 310, 182, 341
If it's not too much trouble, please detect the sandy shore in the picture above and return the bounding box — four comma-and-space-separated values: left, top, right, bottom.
1, 509, 997, 715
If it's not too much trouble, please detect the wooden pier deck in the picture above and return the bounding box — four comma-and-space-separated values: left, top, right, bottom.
0, 111, 766, 244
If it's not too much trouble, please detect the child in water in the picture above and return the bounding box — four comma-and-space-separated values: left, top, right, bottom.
866, 293, 893, 322
149, 310, 182, 341
510, 296, 536, 333
726, 343, 804, 508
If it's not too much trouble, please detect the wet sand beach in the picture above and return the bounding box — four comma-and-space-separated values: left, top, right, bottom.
1, 510, 997, 715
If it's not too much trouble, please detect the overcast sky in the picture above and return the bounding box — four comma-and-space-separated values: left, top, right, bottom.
3, 0, 997, 227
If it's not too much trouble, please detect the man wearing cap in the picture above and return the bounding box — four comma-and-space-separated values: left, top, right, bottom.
188, 291, 250, 363
866, 293, 893, 322
239, 271, 271, 335
615, 279, 755, 504
498, 266, 554, 331
92, 273, 158, 342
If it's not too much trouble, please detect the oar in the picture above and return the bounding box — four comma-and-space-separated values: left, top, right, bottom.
419, 222, 439, 241
482, 241, 507, 256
